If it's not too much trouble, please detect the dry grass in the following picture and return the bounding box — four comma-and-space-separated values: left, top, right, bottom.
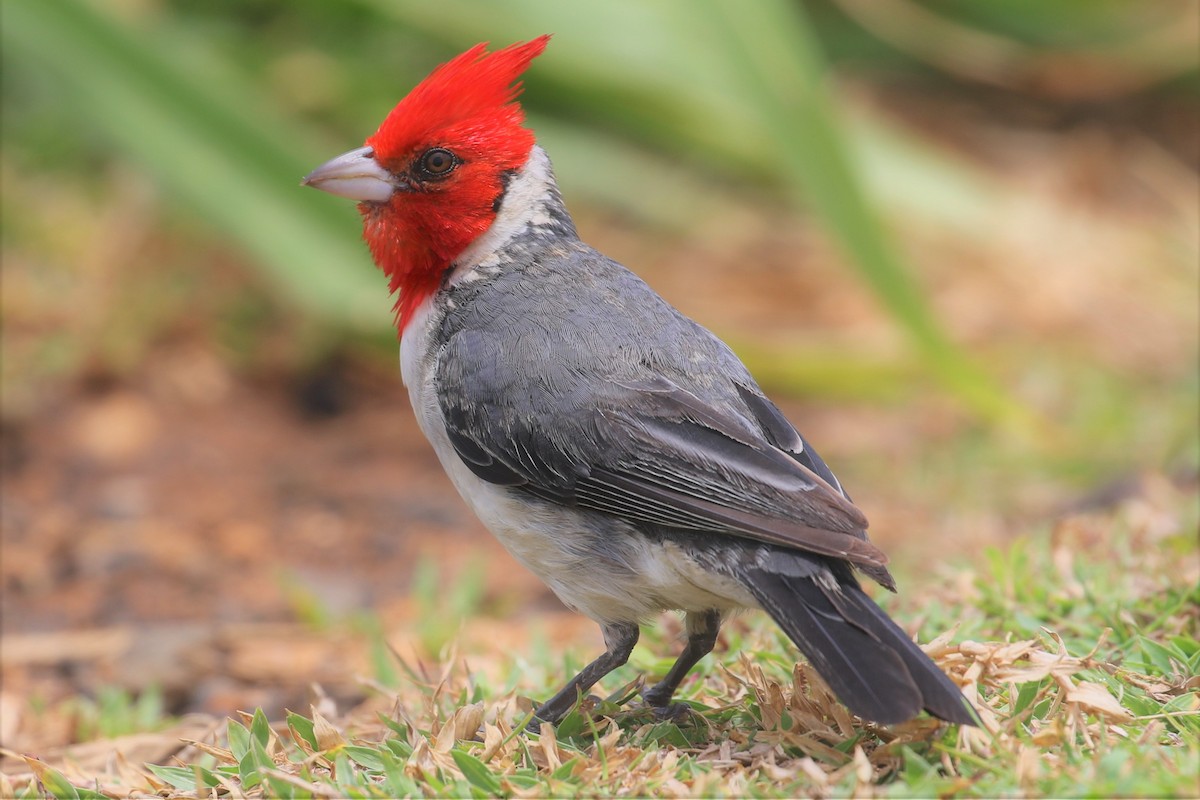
4, 477, 1196, 798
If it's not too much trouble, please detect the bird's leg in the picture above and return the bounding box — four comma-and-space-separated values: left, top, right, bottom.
531, 621, 639, 730
642, 609, 721, 717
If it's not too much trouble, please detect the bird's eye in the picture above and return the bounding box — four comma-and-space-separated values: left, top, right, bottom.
417, 148, 458, 179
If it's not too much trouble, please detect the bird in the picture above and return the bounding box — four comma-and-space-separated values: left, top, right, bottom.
302, 35, 976, 730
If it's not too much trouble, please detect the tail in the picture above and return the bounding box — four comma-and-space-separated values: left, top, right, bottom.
740, 563, 977, 726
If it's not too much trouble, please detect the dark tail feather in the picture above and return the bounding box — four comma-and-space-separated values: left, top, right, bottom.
829, 582, 978, 725
742, 568, 977, 726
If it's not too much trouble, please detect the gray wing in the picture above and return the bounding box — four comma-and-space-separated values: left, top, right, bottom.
433, 245, 892, 583
439, 369, 891, 578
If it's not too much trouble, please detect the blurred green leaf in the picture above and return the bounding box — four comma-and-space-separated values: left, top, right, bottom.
451, 749, 504, 795
249, 707, 272, 749
343, 745, 385, 771
1, 0, 388, 327
694, 0, 1037, 433
287, 710, 319, 751
227, 719, 251, 761
145, 764, 198, 793
27, 761, 80, 800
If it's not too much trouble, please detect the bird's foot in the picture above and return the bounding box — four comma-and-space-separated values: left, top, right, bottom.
525, 694, 605, 735
641, 682, 696, 722
648, 702, 696, 724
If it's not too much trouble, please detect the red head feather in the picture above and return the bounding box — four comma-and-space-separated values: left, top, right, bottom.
360, 36, 551, 333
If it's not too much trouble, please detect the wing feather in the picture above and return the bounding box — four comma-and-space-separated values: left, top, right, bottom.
440, 375, 889, 572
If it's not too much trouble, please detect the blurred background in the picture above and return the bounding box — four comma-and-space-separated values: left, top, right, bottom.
2, 0, 1197, 753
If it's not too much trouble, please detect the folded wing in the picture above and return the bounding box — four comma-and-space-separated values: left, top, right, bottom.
440, 373, 893, 580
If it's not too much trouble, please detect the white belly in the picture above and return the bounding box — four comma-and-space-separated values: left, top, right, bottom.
399, 296, 756, 623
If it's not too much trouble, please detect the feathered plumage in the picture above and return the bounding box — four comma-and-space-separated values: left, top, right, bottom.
303, 36, 977, 731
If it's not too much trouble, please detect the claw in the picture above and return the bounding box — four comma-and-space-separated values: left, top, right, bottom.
651, 702, 697, 723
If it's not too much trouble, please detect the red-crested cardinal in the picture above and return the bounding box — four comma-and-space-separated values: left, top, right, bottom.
303, 36, 975, 729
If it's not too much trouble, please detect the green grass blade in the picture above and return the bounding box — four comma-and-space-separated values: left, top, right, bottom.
694, 0, 1039, 433
451, 749, 504, 795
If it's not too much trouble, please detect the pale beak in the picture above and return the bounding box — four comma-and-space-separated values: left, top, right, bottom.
302, 146, 398, 202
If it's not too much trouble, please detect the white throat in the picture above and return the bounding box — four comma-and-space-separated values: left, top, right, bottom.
448, 145, 554, 283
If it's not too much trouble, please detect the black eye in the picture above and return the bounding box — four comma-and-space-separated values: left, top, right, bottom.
417, 147, 457, 178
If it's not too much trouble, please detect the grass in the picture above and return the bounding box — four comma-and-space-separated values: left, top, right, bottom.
7, 480, 1197, 798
